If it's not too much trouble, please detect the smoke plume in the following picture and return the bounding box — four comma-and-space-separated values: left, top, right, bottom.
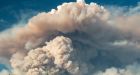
0, 1, 140, 75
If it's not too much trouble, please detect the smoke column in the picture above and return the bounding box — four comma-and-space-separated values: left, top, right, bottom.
0, 0, 140, 75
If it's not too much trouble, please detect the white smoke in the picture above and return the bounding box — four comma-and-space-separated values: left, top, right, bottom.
77, 0, 85, 3
0, 1, 140, 75
0, 70, 9, 75
95, 63, 140, 75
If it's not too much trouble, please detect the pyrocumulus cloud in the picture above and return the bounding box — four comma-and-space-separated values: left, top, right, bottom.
0, 0, 140, 75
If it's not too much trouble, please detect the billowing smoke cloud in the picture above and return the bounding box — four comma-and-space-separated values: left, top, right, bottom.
0, 0, 140, 75
11, 36, 79, 75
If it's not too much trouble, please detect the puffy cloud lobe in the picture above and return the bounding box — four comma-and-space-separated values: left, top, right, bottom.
11, 36, 81, 75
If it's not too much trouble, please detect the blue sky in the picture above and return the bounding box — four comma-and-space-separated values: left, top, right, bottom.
0, 0, 139, 31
